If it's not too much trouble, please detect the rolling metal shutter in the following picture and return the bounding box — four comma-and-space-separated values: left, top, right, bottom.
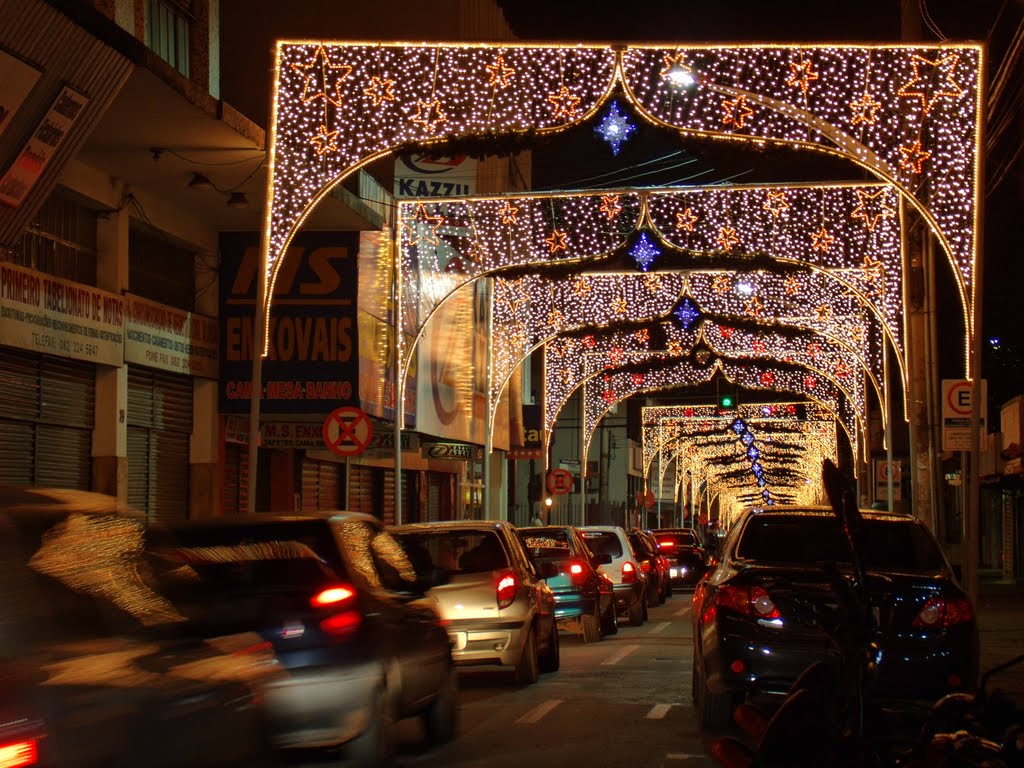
0, 350, 93, 489
348, 465, 374, 516
223, 443, 247, 515
127, 367, 192, 524
301, 457, 342, 513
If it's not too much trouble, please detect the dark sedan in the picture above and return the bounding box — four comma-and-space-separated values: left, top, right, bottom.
652, 527, 708, 588
521, 525, 617, 642
692, 506, 979, 728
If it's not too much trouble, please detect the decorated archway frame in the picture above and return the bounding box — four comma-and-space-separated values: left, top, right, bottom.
265, 42, 980, 371
507, 267, 885, 446
642, 402, 838, 480
658, 418, 837, 504
544, 317, 870, 453
400, 181, 907, 400
579, 355, 861, 466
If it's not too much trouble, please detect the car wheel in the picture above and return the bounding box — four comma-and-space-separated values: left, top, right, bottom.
539, 620, 560, 673
514, 627, 539, 684
656, 578, 666, 606
582, 609, 601, 643
422, 666, 458, 746
627, 595, 644, 626
347, 686, 394, 768
600, 601, 618, 636
694, 655, 736, 729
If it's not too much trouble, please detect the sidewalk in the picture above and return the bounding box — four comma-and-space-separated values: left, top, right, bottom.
975, 586, 1024, 706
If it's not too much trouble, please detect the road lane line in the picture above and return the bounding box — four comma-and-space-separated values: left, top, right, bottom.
666, 753, 706, 760
648, 621, 671, 634
601, 644, 639, 666
646, 704, 672, 719
672, 605, 692, 618
515, 699, 563, 724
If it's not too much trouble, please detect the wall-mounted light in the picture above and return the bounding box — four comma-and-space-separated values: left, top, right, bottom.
226, 192, 249, 209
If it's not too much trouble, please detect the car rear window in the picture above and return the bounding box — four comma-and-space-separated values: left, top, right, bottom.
393, 530, 509, 574
655, 532, 701, 549
580, 531, 623, 559
522, 528, 572, 562
735, 513, 947, 571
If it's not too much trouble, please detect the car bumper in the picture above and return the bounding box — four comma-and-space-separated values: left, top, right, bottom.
550, 590, 598, 620
611, 582, 642, 612
445, 617, 529, 668
262, 660, 381, 749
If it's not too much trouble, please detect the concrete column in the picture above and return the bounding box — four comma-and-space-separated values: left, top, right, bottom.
191, 251, 219, 518
92, 208, 129, 500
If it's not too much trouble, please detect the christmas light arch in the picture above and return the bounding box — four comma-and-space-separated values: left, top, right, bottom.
263, 41, 981, 373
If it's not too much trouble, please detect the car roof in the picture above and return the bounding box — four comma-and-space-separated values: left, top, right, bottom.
159, 511, 378, 529
740, 505, 916, 523
391, 520, 510, 533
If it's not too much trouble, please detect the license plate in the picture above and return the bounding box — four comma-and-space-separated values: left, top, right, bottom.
449, 631, 467, 651
670, 568, 678, 578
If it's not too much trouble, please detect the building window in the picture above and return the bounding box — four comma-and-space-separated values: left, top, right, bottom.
146, 0, 191, 78
8, 191, 98, 285
129, 224, 195, 311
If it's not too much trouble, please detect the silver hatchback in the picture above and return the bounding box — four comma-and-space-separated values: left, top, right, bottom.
391, 520, 560, 684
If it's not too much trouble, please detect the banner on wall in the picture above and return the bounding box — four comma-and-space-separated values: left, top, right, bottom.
219, 231, 359, 414
0, 261, 123, 365
125, 293, 217, 378
393, 153, 476, 198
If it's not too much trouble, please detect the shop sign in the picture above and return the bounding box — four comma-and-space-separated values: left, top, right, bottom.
364, 426, 419, 456
125, 293, 217, 378
0, 261, 123, 365
393, 153, 476, 198
422, 441, 483, 461
262, 420, 326, 449
0, 49, 42, 140
0, 85, 89, 207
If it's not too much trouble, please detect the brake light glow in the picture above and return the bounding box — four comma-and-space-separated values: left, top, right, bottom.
639, 560, 651, 574
715, 585, 781, 620
621, 561, 637, 584
913, 596, 975, 628
569, 563, 584, 575
311, 586, 356, 608
0, 739, 38, 768
568, 561, 587, 587
658, 540, 675, 548
497, 571, 517, 609
320, 611, 362, 637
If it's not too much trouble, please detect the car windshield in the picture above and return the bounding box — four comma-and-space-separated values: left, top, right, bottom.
394, 530, 509, 574
735, 513, 947, 571
580, 531, 622, 559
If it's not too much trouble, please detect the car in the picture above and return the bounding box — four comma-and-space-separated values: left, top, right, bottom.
627, 529, 669, 605
0, 486, 279, 768
390, 520, 560, 684
691, 505, 979, 728
652, 527, 708, 588
521, 524, 618, 642
148, 512, 457, 767
579, 525, 648, 626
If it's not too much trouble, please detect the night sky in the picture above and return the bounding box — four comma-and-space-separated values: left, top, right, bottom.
495, 0, 1023, 408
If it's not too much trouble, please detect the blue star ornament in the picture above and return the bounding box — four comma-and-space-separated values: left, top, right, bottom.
673, 297, 701, 329
596, 101, 636, 156
629, 232, 661, 272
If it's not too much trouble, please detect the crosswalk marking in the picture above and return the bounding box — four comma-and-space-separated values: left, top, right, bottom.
646, 704, 672, 719
515, 699, 563, 724
648, 621, 671, 634
673, 605, 692, 618
601, 644, 639, 666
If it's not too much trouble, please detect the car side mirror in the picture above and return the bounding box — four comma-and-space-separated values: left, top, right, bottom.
539, 561, 559, 579
593, 552, 612, 566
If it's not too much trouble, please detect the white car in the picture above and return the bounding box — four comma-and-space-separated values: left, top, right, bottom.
579, 525, 649, 626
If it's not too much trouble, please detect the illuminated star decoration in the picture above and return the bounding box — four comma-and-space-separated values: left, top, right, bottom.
763, 191, 790, 218
600, 194, 623, 220
851, 188, 897, 231
716, 226, 740, 251
310, 124, 340, 155
486, 55, 515, 89
363, 75, 396, 106
787, 59, 820, 96
810, 226, 835, 253
850, 88, 883, 125
545, 228, 569, 253
784, 275, 802, 296
401, 204, 444, 247
897, 52, 964, 115
675, 207, 699, 232
498, 201, 519, 224
291, 44, 352, 107
721, 95, 754, 129
673, 297, 701, 329
660, 51, 697, 88
629, 232, 662, 271
596, 100, 636, 156
898, 140, 932, 174
411, 98, 447, 132
547, 85, 582, 120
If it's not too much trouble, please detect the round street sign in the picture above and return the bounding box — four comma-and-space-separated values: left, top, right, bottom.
322, 406, 373, 457
546, 468, 574, 495
639, 489, 656, 509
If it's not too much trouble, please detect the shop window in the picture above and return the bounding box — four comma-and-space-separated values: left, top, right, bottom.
10, 191, 98, 284
129, 224, 195, 311
146, 0, 191, 78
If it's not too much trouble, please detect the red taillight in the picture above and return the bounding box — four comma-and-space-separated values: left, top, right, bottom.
311, 585, 361, 638
658, 540, 675, 549
714, 585, 780, 620
497, 571, 517, 609
621, 561, 637, 584
639, 560, 652, 574
568, 561, 586, 586
913, 596, 974, 628
0, 739, 38, 768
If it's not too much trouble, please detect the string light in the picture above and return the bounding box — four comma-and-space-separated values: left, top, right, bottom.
263, 42, 981, 375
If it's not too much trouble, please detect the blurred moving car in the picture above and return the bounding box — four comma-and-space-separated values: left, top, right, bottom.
0, 486, 278, 768
521, 525, 617, 642
652, 527, 708, 589
391, 520, 560, 684
628, 529, 670, 605
149, 513, 457, 767
579, 526, 648, 626
691, 506, 979, 728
